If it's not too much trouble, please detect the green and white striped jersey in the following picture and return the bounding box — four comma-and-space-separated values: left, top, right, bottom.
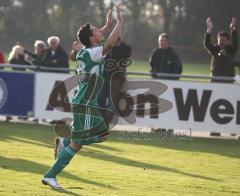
72, 46, 105, 107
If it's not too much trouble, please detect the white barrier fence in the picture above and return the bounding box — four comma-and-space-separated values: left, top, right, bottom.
0, 64, 240, 133
33, 72, 240, 133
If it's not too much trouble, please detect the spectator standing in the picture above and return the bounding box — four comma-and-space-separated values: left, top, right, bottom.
25, 40, 47, 70
6, 45, 30, 122
43, 36, 69, 73
149, 33, 182, 80
8, 45, 30, 71
204, 17, 239, 83
99, 35, 131, 115
149, 33, 182, 134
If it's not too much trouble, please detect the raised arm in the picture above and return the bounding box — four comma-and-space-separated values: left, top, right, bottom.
102, 5, 123, 56
24, 49, 36, 58
230, 17, 239, 54
204, 17, 216, 55
100, 9, 113, 34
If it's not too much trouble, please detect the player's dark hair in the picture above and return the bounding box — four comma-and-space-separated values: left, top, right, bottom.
217, 31, 230, 40
77, 23, 93, 48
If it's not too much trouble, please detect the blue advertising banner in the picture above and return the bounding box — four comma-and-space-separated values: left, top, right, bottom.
0, 71, 34, 116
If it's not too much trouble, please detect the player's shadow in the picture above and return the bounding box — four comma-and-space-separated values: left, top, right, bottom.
2, 136, 53, 148
90, 143, 122, 152
0, 122, 54, 148
49, 187, 82, 196
109, 131, 240, 159
0, 155, 116, 190
79, 148, 220, 182
0, 122, 236, 182
0, 122, 122, 153
2, 121, 239, 160
0, 122, 123, 153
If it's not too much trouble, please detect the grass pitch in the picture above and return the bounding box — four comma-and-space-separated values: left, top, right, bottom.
0, 122, 240, 195
128, 61, 210, 75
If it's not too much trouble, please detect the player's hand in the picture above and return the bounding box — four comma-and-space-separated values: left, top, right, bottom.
206, 17, 213, 33
106, 9, 113, 28
116, 4, 123, 23
72, 41, 81, 51
230, 17, 237, 30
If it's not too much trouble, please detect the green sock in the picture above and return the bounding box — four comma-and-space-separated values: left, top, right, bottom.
44, 146, 75, 178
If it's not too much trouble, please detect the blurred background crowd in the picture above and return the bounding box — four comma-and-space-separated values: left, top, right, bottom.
1, 0, 240, 62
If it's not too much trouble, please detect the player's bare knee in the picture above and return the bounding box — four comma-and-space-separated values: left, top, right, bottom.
69, 141, 82, 152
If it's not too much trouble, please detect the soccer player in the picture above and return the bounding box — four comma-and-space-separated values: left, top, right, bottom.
42, 4, 123, 189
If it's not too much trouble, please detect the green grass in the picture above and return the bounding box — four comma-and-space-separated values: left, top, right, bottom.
128, 61, 210, 75
70, 59, 211, 81
70, 59, 210, 75
0, 122, 240, 195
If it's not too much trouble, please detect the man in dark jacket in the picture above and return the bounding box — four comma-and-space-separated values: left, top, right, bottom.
99, 35, 132, 117
43, 36, 69, 73
24, 40, 47, 71
204, 17, 239, 83
149, 33, 182, 80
